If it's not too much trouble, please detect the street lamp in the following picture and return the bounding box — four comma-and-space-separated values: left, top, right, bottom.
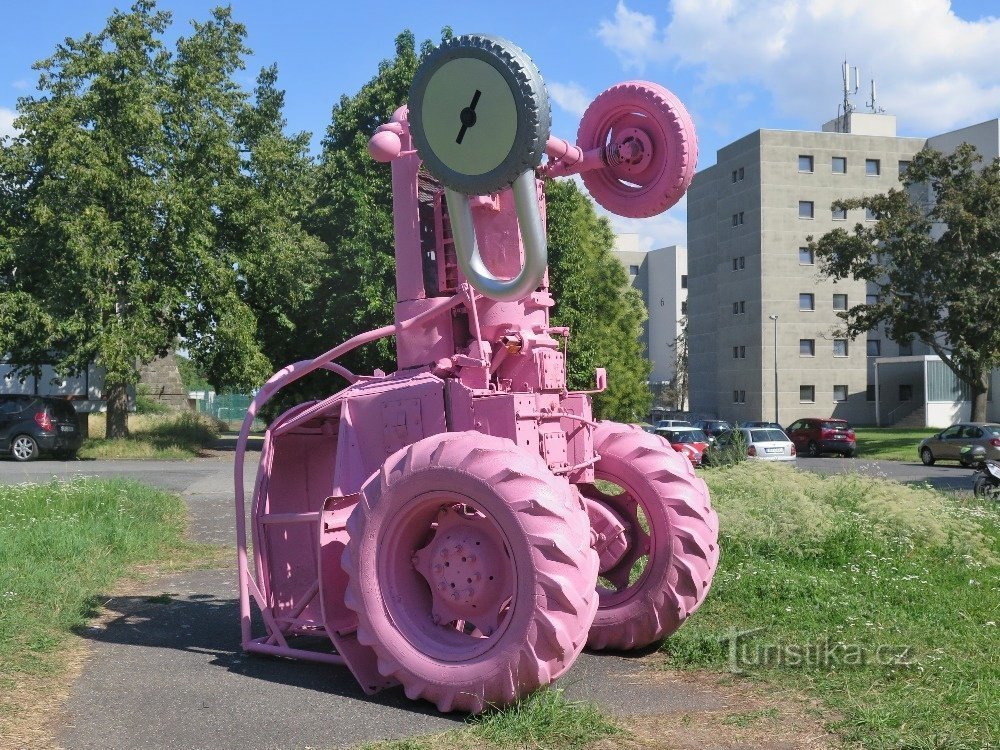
768, 314, 779, 425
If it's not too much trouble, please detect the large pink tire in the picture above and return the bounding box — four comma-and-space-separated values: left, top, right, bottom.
342, 431, 599, 713
578, 81, 697, 219
581, 422, 718, 651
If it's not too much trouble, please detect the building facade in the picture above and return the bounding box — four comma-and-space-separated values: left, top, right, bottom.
688, 115, 1000, 426
613, 236, 687, 397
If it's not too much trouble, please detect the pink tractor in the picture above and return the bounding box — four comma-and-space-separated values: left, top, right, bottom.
234, 34, 718, 713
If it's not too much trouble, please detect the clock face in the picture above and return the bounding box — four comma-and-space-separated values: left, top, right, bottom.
408, 34, 550, 196
420, 58, 518, 177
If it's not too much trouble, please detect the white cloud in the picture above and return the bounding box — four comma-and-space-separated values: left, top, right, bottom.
0, 108, 18, 140
548, 81, 592, 117
598, 0, 1000, 133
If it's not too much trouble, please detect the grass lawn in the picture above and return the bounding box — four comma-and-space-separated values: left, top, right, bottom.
0, 478, 225, 738
666, 462, 999, 749
852, 427, 940, 462
80, 411, 222, 459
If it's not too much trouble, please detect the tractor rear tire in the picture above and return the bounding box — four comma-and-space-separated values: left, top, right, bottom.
343, 431, 598, 713
579, 422, 718, 651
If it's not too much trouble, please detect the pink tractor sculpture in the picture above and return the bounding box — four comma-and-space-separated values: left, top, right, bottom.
234, 34, 719, 713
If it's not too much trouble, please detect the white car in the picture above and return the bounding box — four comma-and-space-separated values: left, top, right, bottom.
719, 427, 797, 462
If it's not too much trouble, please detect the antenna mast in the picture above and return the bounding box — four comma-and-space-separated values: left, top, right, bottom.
866, 76, 885, 114
840, 59, 859, 132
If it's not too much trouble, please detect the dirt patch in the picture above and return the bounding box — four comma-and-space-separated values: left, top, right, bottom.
591, 669, 835, 749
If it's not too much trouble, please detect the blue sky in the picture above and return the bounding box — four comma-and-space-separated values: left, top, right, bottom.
2, 1, 998, 250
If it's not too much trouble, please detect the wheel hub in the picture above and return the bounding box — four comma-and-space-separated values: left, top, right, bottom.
582, 496, 630, 572
411, 505, 512, 636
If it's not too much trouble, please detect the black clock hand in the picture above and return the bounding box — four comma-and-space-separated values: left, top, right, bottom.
456, 89, 482, 145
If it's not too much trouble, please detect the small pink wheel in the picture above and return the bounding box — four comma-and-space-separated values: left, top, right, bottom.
577, 81, 697, 218
343, 432, 598, 713
579, 422, 718, 651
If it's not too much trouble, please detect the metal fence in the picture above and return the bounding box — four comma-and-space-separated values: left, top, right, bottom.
195, 392, 266, 431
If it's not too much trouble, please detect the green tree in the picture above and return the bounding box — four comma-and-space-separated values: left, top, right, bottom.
0, 2, 319, 436
811, 143, 1000, 421
546, 180, 652, 422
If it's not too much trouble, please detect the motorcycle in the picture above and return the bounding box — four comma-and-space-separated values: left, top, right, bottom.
959, 445, 1000, 500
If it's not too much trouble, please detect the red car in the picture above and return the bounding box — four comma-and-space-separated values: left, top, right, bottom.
655, 426, 710, 466
785, 418, 857, 457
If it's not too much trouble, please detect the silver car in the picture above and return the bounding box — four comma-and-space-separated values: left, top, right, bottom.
717, 427, 796, 462
918, 422, 1000, 466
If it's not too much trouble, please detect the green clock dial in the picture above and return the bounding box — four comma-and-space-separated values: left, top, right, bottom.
409, 34, 550, 195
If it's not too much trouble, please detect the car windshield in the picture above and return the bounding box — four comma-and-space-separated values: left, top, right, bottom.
750, 429, 787, 442
821, 421, 850, 430
986, 426, 1000, 436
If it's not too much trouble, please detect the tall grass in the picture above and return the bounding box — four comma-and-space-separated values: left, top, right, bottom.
81, 411, 221, 459
665, 462, 1000, 749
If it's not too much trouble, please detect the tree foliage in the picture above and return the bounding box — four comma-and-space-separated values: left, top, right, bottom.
811, 143, 1000, 421
546, 180, 652, 422
0, 1, 319, 435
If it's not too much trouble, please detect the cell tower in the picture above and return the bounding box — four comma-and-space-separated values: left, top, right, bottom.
836, 59, 860, 133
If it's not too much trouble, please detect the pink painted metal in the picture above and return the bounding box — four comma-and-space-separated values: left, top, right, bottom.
233, 74, 718, 712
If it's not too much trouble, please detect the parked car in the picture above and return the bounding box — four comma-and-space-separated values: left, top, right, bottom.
918, 422, 1000, 466
785, 418, 856, 457
635, 423, 657, 434
655, 419, 692, 429
738, 421, 783, 430
0, 395, 82, 461
655, 426, 710, 466
693, 419, 732, 441
716, 427, 796, 462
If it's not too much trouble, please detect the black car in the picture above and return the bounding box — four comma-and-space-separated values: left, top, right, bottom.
0, 395, 82, 461
694, 419, 732, 440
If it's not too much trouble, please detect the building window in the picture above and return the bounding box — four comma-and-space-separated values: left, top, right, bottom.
628, 264, 639, 275
898, 160, 911, 177
681, 300, 688, 314
832, 156, 847, 174
800, 385, 816, 403
799, 201, 814, 219
867, 339, 881, 356
733, 346, 739, 359
833, 384, 848, 402
833, 339, 848, 357
867, 384, 876, 401
740, 345, 746, 358
832, 206, 847, 220
732, 169, 738, 183
732, 212, 744, 227
731, 256, 746, 271
798, 155, 814, 173
799, 247, 815, 265
898, 339, 912, 356
739, 300, 745, 313
899, 384, 913, 401
799, 339, 815, 356
865, 207, 877, 221
739, 167, 744, 180
732, 390, 746, 404
866, 158, 881, 176
681, 274, 687, 289
866, 293, 879, 305
833, 293, 848, 311
799, 293, 815, 311
732, 257, 738, 271
732, 214, 738, 227
739, 255, 745, 269
739, 211, 744, 224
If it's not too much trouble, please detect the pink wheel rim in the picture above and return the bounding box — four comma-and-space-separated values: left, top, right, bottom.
578, 475, 657, 608
377, 491, 518, 662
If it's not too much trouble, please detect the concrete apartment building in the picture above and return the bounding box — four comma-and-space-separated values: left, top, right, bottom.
613, 235, 687, 397
688, 112, 1000, 427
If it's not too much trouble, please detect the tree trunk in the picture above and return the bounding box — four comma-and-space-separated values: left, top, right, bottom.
970, 371, 990, 423
105, 382, 130, 438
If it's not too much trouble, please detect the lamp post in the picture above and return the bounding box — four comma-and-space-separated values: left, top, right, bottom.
768, 314, 779, 425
